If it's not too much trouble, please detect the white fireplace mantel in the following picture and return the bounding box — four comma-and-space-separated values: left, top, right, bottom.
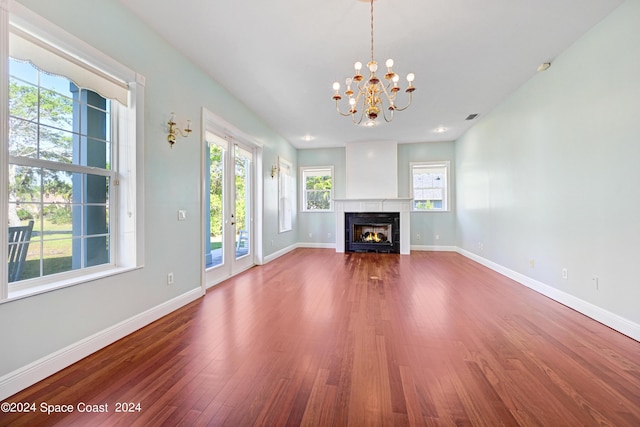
335, 198, 412, 255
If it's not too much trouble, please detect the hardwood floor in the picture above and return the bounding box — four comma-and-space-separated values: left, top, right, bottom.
2, 249, 639, 426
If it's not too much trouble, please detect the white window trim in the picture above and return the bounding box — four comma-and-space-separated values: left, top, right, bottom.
300, 165, 334, 212
410, 161, 451, 212
278, 157, 293, 233
0, 0, 145, 302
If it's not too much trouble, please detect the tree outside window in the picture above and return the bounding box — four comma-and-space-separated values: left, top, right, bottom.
301, 167, 333, 212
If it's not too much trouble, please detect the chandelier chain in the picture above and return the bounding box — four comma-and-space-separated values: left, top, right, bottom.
370, 0, 375, 63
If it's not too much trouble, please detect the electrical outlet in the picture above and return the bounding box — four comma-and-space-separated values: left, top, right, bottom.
167, 272, 174, 285
416, 233, 421, 240
308, 232, 312, 238
562, 268, 568, 279
529, 259, 534, 268
593, 276, 599, 290
178, 210, 186, 221
435, 234, 440, 240
327, 232, 331, 238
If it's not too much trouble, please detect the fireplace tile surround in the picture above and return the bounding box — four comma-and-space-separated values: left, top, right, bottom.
335, 198, 412, 255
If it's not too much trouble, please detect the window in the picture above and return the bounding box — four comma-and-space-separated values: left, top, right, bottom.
411, 161, 450, 211
2, 2, 143, 299
9, 60, 113, 280
278, 157, 293, 232
300, 166, 333, 212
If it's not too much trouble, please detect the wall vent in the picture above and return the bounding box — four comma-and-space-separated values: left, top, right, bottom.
465, 113, 479, 120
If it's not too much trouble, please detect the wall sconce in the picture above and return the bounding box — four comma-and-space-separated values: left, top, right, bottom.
167, 113, 192, 147
271, 165, 280, 179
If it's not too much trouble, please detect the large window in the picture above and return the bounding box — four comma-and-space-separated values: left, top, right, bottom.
2, 2, 143, 299
9, 60, 113, 280
300, 166, 333, 212
411, 161, 450, 211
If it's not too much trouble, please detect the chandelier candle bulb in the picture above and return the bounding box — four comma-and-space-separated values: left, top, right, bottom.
332, 82, 342, 100
331, 0, 416, 125
354, 62, 363, 81
345, 78, 354, 96
385, 59, 396, 80
390, 74, 400, 93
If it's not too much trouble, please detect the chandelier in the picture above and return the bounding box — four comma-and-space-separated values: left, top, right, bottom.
332, 0, 415, 126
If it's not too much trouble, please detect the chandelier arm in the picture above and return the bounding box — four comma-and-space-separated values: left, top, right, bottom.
382, 105, 395, 122
392, 91, 414, 111
379, 81, 396, 103
335, 100, 355, 117
352, 100, 366, 124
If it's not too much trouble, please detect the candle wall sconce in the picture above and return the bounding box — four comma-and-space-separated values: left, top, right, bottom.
167, 112, 192, 147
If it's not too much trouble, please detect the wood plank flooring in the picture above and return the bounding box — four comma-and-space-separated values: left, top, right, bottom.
2, 249, 639, 426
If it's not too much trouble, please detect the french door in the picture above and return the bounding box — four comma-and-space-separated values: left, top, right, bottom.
204, 131, 254, 287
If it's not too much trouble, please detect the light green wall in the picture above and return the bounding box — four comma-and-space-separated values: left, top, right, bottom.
398, 141, 457, 247
0, 0, 296, 378
297, 148, 345, 244
455, 0, 640, 325
263, 141, 298, 254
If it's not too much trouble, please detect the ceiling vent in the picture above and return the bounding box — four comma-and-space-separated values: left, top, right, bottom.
465, 113, 479, 120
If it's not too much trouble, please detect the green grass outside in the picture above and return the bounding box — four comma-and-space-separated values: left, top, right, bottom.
16, 219, 77, 280
21, 257, 72, 280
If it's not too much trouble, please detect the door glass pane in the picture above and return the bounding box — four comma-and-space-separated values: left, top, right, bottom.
207, 142, 225, 268
235, 145, 251, 259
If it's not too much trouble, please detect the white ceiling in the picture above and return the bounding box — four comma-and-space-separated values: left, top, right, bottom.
119, 0, 623, 149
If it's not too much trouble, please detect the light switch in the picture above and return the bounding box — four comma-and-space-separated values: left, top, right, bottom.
178, 210, 187, 221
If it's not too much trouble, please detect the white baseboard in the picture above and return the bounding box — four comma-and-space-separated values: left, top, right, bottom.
297, 242, 336, 249
261, 243, 299, 264
411, 244, 457, 252
0, 287, 204, 401
456, 248, 640, 342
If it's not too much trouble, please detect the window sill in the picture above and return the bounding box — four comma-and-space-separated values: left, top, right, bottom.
4, 265, 142, 304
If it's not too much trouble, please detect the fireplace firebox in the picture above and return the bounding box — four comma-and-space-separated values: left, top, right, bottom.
345, 212, 400, 253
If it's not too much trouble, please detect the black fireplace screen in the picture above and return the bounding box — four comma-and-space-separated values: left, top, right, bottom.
353, 224, 393, 244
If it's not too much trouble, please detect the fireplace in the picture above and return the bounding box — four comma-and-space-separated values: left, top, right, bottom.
334, 198, 411, 254
345, 212, 400, 253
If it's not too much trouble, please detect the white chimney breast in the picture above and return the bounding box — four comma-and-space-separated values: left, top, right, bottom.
345, 140, 397, 199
